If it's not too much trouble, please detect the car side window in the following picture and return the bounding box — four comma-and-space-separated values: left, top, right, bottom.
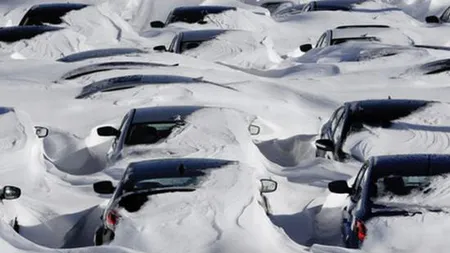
302, 3, 312, 12
315, 33, 327, 48
351, 163, 369, 201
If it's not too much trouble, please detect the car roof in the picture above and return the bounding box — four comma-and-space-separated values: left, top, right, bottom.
0, 107, 13, 115
314, 0, 352, 9
370, 154, 450, 178
57, 47, 145, 63
180, 29, 230, 42
125, 158, 235, 181
330, 26, 393, 39
0, 25, 63, 43
172, 5, 236, 14
28, 3, 89, 12
347, 99, 431, 111
132, 105, 206, 123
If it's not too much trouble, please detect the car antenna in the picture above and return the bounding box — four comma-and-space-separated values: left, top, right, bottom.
178, 164, 185, 175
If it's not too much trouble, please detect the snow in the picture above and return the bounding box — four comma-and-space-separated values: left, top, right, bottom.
0, 0, 449, 252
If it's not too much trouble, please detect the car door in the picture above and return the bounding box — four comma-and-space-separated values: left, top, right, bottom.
342, 162, 369, 244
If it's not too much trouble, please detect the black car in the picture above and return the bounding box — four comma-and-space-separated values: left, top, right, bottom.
19, 3, 89, 26
150, 5, 236, 28
0, 25, 63, 43
328, 154, 450, 248
92, 158, 277, 245
315, 99, 431, 162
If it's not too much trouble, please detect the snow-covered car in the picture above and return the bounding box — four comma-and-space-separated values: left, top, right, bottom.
299, 25, 412, 53
315, 99, 431, 162
150, 5, 237, 28
273, 0, 352, 18
425, 6, 450, 24
153, 29, 228, 53
96, 106, 204, 165
408, 58, 450, 75
260, 1, 294, 14
92, 158, 278, 245
0, 25, 63, 43
18, 3, 89, 26
328, 154, 450, 248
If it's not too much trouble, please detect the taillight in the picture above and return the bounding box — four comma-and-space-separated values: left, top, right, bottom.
106, 210, 120, 227
355, 219, 367, 241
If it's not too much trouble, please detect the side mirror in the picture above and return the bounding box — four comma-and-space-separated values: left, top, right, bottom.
260, 179, 277, 193
197, 20, 207, 25
300, 44, 313, 52
315, 139, 334, 152
97, 126, 120, 137
425, 15, 440, 24
328, 180, 351, 194
150, 21, 165, 28
2, 186, 21, 200
93, 181, 115, 194
153, 45, 167, 52
34, 126, 49, 138
248, 124, 261, 136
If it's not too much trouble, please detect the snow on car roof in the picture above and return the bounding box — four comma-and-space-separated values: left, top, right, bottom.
132, 105, 206, 123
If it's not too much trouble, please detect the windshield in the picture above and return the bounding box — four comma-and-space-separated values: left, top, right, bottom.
134, 177, 202, 190
331, 37, 380, 45
370, 174, 450, 210
125, 122, 183, 145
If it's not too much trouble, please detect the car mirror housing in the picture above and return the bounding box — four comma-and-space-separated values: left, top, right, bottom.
2, 186, 21, 200
34, 126, 49, 138
248, 124, 261, 136
93, 181, 115, 194
153, 45, 167, 52
97, 126, 120, 137
328, 180, 351, 194
315, 139, 334, 152
425, 15, 440, 24
197, 20, 207, 25
150, 21, 165, 28
300, 44, 313, 52
260, 179, 278, 193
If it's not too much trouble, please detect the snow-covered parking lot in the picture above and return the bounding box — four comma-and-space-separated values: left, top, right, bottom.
1, 0, 450, 252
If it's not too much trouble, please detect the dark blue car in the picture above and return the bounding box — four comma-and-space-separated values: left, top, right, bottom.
315, 99, 431, 162
328, 154, 450, 248
19, 3, 89, 26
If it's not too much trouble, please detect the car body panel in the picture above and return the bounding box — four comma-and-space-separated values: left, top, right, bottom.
0, 25, 63, 43
57, 48, 146, 63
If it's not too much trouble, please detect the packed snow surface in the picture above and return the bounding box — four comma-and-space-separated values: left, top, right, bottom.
1, 0, 450, 253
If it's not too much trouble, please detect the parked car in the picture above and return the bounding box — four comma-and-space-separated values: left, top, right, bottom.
92, 158, 278, 245
96, 106, 204, 164
328, 154, 450, 248
153, 29, 229, 53
425, 6, 450, 24
315, 99, 430, 162
0, 25, 63, 43
18, 3, 89, 26
299, 25, 396, 52
150, 5, 236, 28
